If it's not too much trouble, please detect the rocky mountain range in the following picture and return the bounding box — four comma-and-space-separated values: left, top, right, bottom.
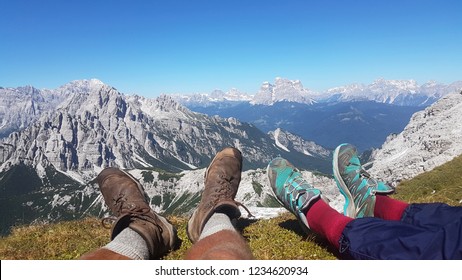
370, 92, 462, 185
186, 99, 425, 151
0, 79, 330, 175
0, 79, 331, 235
176, 77, 462, 151
1, 78, 461, 236
174, 77, 462, 107
319, 79, 462, 106
0, 85, 67, 138
251, 78, 316, 105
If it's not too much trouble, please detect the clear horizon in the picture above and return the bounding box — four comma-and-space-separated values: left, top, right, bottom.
1, 0, 461, 97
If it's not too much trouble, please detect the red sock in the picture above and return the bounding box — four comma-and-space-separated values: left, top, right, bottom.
374, 195, 409, 221
305, 199, 353, 249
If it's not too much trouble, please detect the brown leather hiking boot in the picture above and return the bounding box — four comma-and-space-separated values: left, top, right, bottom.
97, 167, 179, 259
187, 147, 245, 243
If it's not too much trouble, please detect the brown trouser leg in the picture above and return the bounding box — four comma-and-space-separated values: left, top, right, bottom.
185, 230, 253, 260
79, 248, 132, 260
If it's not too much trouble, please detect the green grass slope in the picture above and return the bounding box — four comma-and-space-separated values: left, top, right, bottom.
391, 154, 462, 205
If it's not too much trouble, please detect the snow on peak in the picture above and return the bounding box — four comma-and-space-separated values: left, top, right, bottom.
273, 128, 290, 152
171, 88, 253, 106
171, 78, 461, 107
62, 79, 106, 90
370, 78, 419, 93
319, 79, 460, 106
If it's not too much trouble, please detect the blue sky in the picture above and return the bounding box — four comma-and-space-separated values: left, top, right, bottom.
1, 0, 461, 97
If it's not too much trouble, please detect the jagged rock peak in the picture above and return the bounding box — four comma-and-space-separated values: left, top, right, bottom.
369, 92, 462, 184
321, 78, 461, 106
57, 79, 126, 116
170, 88, 253, 107
0, 84, 68, 137
128, 94, 192, 118
59, 79, 116, 98
252, 77, 316, 105
155, 94, 185, 111
60, 79, 106, 91
370, 78, 419, 91
15, 85, 42, 96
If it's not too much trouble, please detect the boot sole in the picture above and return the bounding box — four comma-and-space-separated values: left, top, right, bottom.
332, 144, 356, 218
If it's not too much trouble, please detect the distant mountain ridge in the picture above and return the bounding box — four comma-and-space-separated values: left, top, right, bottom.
186, 100, 424, 151
174, 77, 462, 107
320, 79, 462, 106
174, 78, 461, 151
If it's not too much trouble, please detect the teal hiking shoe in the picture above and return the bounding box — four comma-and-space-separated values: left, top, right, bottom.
333, 143, 394, 218
267, 157, 321, 229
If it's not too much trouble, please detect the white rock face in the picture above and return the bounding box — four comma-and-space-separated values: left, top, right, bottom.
172, 88, 253, 107
251, 77, 316, 105
172, 78, 462, 108
268, 128, 331, 158
0, 80, 329, 185
319, 79, 462, 106
369, 92, 462, 184
173, 77, 317, 106
0, 85, 68, 137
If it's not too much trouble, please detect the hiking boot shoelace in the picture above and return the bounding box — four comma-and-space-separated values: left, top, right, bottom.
349, 161, 380, 195
282, 169, 311, 211
205, 174, 253, 218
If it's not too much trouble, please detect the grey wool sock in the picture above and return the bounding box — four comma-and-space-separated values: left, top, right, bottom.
199, 212, 236, 240
104, 227, 150, 260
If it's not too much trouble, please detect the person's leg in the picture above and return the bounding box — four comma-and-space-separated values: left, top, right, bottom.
304, 199, 353, 250
305, 198, 462, 259
334, 143, 462, 229
304, 198, 462, 259
267, 156, 462, 259
331, 143, 462, 259
185, 213, 252, 259
80, 249, 131, 260
81, 227, 150, 260
374, 195, 408, 220
186, 147, 253, 259
332, 143, 395, 218
340, 214, 462, 259
375, 192, 462, 230
267, 157, 352, 250
401, 202, 462, 230
79, 168, 179, 260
